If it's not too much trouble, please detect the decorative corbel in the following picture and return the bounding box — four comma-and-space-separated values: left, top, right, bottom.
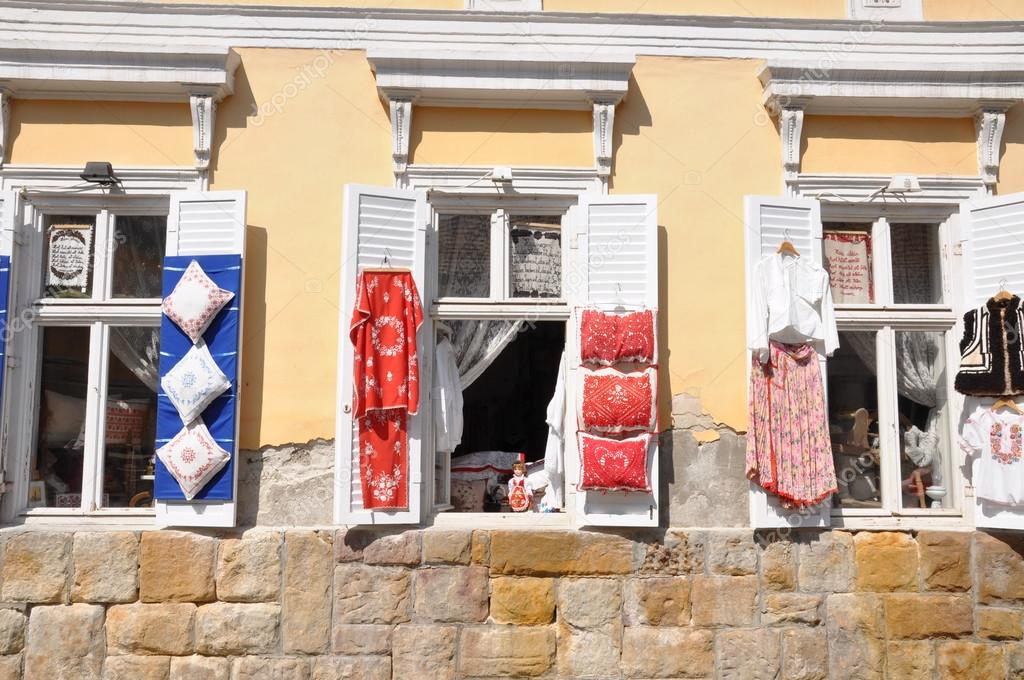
591, 98, 617, 184
0, 87, 10, 169
975, 101, 1013, 188
389, 96, 414, 184
188, 91, 217, 177
776, 97, 812, 186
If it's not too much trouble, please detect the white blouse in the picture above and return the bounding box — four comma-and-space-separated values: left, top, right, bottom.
748, 252, 839, 362
433, 338, 464, 454
961, 399, 1024, 506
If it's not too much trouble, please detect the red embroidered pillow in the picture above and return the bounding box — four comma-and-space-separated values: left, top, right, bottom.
579, 308, 656, 366
578, 366, 658, 434
578, 432, 652, 492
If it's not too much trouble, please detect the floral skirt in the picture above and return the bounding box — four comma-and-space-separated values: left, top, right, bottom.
359, 410, 408, 510
746, 341, 837, 507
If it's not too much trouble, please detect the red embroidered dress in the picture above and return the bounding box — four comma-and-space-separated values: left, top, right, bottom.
350, 270, 424, 509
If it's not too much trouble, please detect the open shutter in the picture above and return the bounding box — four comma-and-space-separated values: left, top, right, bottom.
569, 194, 660, 527
961, 191, 1024, 529
744, 196, 831, 528
335, 184, 428, 525
0, 191, 19, 489
155, 191, 247, 527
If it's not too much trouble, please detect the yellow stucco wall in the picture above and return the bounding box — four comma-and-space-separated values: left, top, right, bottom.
545, 0, 844, 17
801, 115, 979, 176
7, 100, 193, 167
998, 104, 1024, 196
924, 0, 1024, 20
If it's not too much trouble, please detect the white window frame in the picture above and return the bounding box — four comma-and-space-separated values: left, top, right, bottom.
0, 166, 200, 525
412, 166, 599, 528
796, 179, 984, 530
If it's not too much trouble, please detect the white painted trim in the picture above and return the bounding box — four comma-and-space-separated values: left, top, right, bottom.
407, 165, 603, 197
189, 94, 216, 178
0, 88, 9, 169
975, 104, 1011, 188
0, 166, 202, 194
847, 0, 923, 22
389, 97, 413, 185
0, 40, 239, 103
792, 174, 988, 205
466, 0, 543, 11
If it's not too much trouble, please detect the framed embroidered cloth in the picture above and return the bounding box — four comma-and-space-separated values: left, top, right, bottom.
162, 260, 235, 344
578, 366, 658, 434
577, 308, 657, 366
578, 432, 652, 492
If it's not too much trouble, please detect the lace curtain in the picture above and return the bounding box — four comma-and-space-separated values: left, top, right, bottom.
110, 327, 160, 394
446, 319, 524, 389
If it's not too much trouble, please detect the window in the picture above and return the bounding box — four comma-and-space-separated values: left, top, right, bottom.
14, 201, 167, 514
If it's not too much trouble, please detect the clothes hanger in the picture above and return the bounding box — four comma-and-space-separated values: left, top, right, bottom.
991, 278, 1014, 303
992, 396, 1024, 415
362, 248, 411, 273
777, 229, 800, 258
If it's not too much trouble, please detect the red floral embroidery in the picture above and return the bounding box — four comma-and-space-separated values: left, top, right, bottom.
990, 421, 1023, 465
161, 260, 235, 344
578, 432, 651, 491
579, 309, 656, 366
578, 367, 657, 434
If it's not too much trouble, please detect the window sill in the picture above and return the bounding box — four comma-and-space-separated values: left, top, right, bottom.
15, 508, 156, 528
829, 512, 969, 531
429, 511, 572, 530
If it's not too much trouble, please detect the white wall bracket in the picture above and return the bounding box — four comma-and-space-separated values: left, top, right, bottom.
0, 87, 9, 169
975, 101, 1013, 189
776, 97, 812, 190
388, 94, 416, 186
590, 97, 617, 190
188, 91, 217, 180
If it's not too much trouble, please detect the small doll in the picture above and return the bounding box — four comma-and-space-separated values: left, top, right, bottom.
507, 456, 534, 513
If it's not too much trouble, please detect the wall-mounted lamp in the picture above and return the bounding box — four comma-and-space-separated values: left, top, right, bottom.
80, 162, 120, 187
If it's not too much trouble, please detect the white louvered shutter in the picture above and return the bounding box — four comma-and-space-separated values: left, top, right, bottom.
961, 191, 1024, 529
744, 196, 831, 529
335, 184, 428, 525
0, 191, 20, 490
569, 194, 660, 527
155, 191, 247, 528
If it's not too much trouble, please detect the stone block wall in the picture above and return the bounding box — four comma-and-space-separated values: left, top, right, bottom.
2, 527, 1024, 678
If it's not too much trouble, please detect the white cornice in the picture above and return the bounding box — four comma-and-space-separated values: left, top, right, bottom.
793, 173, 987, 205
2, 3, 1024, 66
0, 40, 239, 103
761, 62, 1024, 118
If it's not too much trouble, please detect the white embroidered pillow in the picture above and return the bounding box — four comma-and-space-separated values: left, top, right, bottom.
156, 421, 230, 500
162, 260, 235, 344
161, 342, 230, 425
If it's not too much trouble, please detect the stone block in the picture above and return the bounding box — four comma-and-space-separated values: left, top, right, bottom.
392, 624, 457, 680
413, 567, 489, 623
936, 641, 1003, 680
918, 531, 971, 592
232, 657, 311, 680
237, 438, 334, 527
690, 575, 757, 627
558, 577, 621, 630
666, 428, 749, 527
103, 656, 170, 680
717, 628, 781, 680
854, 531, 919, 592
422, 530, 472, 565
215, 532, 281, 603
976, 532, 1024, 604
334, 528, 368, 563
333, 564, 411, 625
623, 576, 690, 626
1008, 644, 1024, 679
978, 607, 1024, 640
169, 656, 229, 680
1, 532, 70, 603
884, 593, 972, 639
825, 593, 884, 680
106, 603, 196, 656
458, 626, 555, 678
363, 531, 422, 566
195, 603, 280, 656
283, 530, 332, 654
621, 627, 713, 678
72, 531, 138, 603
886, 641, 934, 680
782, 628, 828, 680
471, 530, 490, 566
760, 538, 796, 591
139, 531, 216, 603
490, 577, 555, 625
310, 656, 391, 680
489, 530, 634, 576
0, 609, 26, 654
798, 531, 854, 593
0, 655, 19, 680
25, 604, 105, 680
331, 624, 393, 655
556, 623, 621, 680
762, 593, 822, 625
706, 530, 757, 576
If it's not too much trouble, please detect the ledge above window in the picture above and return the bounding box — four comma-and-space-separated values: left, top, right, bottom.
368, 49, 635, 110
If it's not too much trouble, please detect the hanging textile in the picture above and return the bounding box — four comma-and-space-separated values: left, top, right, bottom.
350, 270, 424, 510
434, 337, 464, 454
449, 319, 524, 388
543, 352, 566, 509
746, 341, 838, 507
110, 326, 160, 393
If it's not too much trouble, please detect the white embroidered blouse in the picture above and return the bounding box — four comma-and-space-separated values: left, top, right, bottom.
748, 252, 839, 363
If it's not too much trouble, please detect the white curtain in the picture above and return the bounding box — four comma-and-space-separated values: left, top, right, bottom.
109, 327, 160, 393
448, 319, 524, 389
846, 332, 940, 409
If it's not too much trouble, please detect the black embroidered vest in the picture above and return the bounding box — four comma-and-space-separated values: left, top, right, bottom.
955, 295, 1024, 396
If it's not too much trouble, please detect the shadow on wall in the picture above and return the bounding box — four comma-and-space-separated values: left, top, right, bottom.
608, 74, 653, 192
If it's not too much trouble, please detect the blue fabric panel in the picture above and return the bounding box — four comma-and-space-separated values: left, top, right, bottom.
154, 254, 241, 501
0, 255, 9, 410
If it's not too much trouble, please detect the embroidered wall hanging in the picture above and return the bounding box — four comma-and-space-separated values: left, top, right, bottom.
578, 431, 652, 492
578, 308, 657, 366
578, 366, 658, 434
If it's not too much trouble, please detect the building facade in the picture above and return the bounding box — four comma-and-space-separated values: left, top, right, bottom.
0, 1, 1024, 678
